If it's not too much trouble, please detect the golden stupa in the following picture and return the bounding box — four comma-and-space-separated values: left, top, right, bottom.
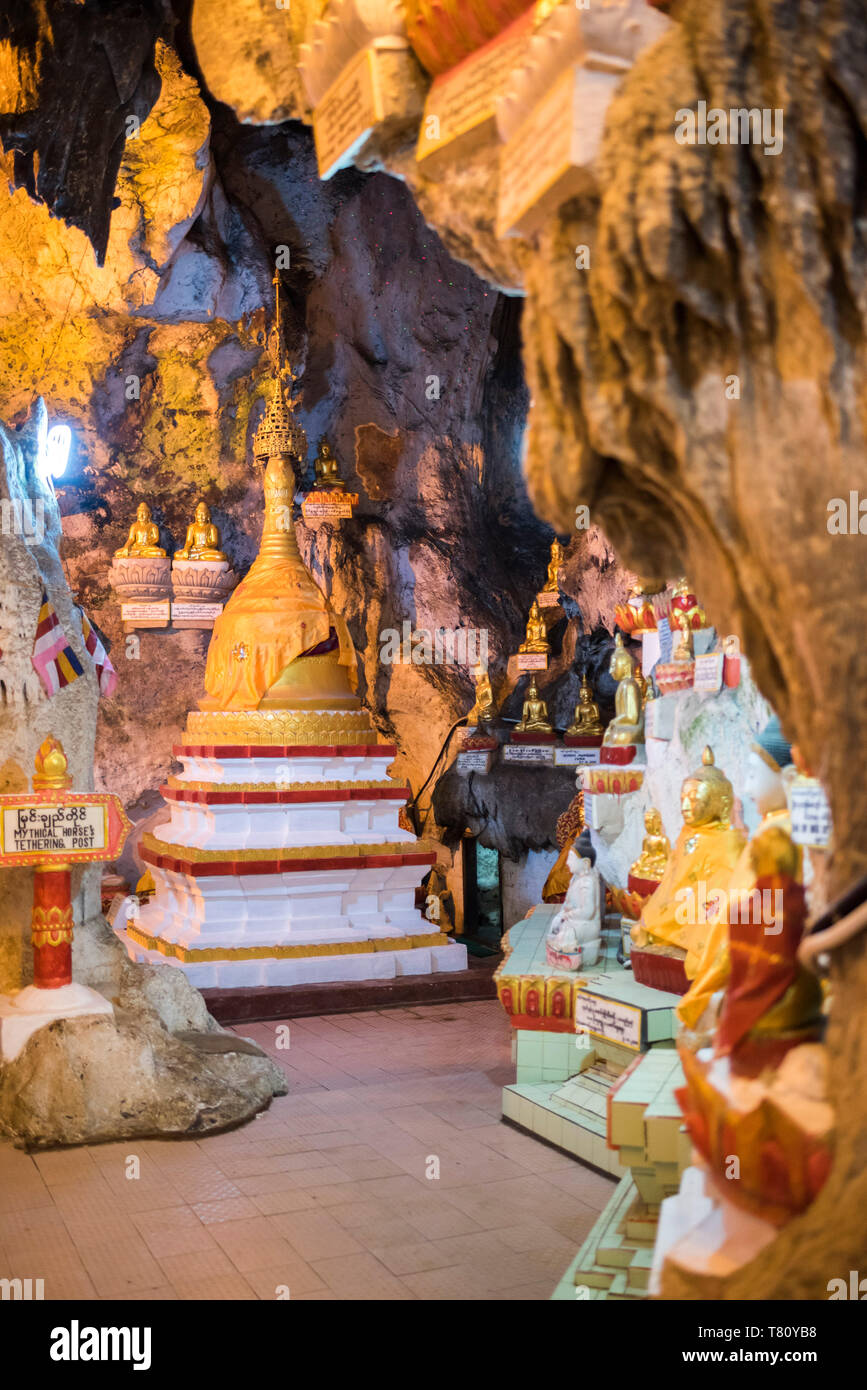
199, 272, 358, 718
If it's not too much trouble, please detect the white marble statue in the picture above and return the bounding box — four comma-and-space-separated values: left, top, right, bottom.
545, 848, 603, 971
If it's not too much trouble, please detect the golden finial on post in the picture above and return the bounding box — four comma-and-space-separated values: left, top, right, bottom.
32, 737, 72, 791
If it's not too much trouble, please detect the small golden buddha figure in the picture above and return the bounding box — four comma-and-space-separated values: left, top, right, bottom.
313, 440, 344, 490
634, 667, 648, 707
630, 808, 671, 882
566, 673, 603, 737
672, 608, 694, 663
602, 633, 644, 746
115, 502, 166, 558
174, 501, 227, 562
543, 539, 565, 592
632, 747, 747, 978
515, 677, 553, 733
518, 600, 550, 654
467, 663, 496, 725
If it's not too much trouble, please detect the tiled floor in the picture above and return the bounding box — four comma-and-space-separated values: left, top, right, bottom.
0, 1000, 615, 1301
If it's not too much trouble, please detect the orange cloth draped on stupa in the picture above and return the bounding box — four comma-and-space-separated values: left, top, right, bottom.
202, 450, 357, 711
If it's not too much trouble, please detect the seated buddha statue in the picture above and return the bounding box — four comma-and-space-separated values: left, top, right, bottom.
543, 539, 565, 592
546, 849, 603, 970
518, 600, 550, 655
174, 501, 227, 562
631, 747, 747, 978
566, 673, 603, 737
679, 714, 802, 1032
601, 633, 644, 747
514, 678, 552, 733
630, 808, 671, 882
313, 440, 343, 490
115, 502, 166, 558
467, 662, 496, 725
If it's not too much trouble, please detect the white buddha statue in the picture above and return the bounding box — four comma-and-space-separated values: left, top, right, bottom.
545, 849, 603, 970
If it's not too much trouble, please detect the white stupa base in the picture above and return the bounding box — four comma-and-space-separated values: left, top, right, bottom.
116, 931, 468, 990
0, 983, 114, 1062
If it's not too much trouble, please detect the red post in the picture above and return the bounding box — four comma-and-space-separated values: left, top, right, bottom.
31, 864, 73, 989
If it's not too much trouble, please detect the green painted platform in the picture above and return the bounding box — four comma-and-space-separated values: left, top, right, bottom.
501, 911, 681, 1167
551, 1174, 657, 1301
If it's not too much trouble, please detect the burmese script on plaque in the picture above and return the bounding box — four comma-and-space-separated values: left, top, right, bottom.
417, 15, 532, 164
575, 992, 642, 1050
314, 48, 381, 180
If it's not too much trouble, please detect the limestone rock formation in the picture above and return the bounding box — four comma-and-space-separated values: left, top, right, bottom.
0, 1011, 286, 1150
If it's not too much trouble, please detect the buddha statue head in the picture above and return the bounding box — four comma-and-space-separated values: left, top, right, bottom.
136, 502, 151, 525
609, 631, 635, 682
681, 746, 734, 828
195, 501, 210, 525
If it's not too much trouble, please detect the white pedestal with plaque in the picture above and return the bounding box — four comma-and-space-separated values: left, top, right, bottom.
496, 1, 671, 237
416, 10, 535, 179
311, 44, 424, 180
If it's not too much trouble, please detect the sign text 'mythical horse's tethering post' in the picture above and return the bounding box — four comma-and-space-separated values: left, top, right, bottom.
0, 737, 131, 1059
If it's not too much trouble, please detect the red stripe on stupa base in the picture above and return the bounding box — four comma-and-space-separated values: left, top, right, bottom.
161, 785, 410, 805
172, 744, 398, 760
140, 846, 436, 878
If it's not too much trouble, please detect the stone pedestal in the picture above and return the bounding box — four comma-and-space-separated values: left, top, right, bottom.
109, 556, 172, 629
170, 559, 238, 629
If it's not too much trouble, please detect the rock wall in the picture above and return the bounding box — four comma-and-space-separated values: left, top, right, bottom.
180, 0, 867, 1300
0, 10, 626, 859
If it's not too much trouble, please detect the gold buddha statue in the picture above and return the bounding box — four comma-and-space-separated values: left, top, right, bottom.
632, 747, 747, 977
313, 440, 343, 490
515, 677, 552, 733
174, 501, 227, 562
467, 663, 496, 725
543, 539, 565, 592
601, 633, 644, 747
566, 673, 603, 737
518, 600, 550, 655
115, 502, 166, 558
630, 808, 671, 882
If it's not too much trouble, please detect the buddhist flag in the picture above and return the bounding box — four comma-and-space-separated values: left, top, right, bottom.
79, 607, 118, 698
31, 589, 84, 697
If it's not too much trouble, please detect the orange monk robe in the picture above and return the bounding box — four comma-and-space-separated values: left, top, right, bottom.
678, 809, 800, 1030
633, 821, 747, 978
